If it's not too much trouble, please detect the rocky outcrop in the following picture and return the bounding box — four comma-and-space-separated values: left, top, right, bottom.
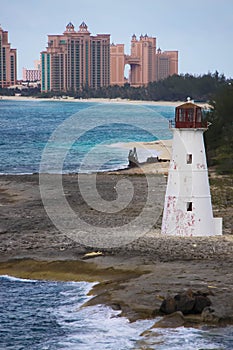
151, 311, 185, 328
160, 289, 211, 315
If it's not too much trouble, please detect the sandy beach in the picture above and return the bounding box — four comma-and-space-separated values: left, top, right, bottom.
109, 139, 172, 174
0, 171, 232, 330
0, 95, 211, 108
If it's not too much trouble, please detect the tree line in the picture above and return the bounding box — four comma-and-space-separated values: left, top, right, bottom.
35, 71, 228, 102
0, 71, 230, 102
204, 83, 233, 174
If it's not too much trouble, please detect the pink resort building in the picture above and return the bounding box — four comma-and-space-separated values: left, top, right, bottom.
41, 22, 110, 92
110, 34, 178, 87
22, 60, 41, 82
41, 22, 178, 92
0, 25, 17, 88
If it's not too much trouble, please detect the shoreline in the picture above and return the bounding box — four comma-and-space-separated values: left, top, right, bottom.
0, 138, 172, 176
0, 95, 210, 108
1, 248, 233, 326
0, 172, 232, 328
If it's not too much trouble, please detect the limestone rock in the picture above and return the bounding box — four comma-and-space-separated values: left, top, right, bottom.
201, 307, 219, 324
152, 311, 185, 328
160, 289, 211, 315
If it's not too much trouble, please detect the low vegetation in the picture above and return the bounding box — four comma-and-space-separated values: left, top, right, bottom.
210, 175, 233, 234
205, 84, 233, 174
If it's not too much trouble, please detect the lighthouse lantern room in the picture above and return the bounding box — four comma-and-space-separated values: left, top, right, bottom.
161, 100, 222, 236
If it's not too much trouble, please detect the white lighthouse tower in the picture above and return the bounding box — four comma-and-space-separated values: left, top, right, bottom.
161, 100, 222, 236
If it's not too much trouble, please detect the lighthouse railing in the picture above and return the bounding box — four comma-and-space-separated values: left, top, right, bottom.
169, 119, 208, 129
169, 120, 175, 128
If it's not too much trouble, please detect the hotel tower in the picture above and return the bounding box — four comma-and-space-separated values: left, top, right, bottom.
41, 23, 178, 92
0, 26, 17, 88
110, 34, 178, 86
41, 22, 110, 92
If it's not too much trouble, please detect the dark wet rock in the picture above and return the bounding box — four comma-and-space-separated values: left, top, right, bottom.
194, 295, 211, 313
159, 296, 176, 314
174, 289, 195, 314
111, 303, 121, 311
160, 289, 211, 315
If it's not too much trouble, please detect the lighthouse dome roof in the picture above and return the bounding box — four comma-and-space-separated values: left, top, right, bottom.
177, 101, 202, 109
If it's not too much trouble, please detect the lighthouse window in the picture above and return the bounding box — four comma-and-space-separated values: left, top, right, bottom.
197, 109, 202, 122
187, 202, 193, 211
187, 109, 194, 121
187, 154, 192, 164
178, 109, 185, 121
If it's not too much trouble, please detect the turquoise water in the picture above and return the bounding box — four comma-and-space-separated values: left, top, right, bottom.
0, 100, 173, 174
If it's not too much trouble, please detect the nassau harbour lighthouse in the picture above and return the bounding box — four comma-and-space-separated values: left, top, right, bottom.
161, 100, 222, 236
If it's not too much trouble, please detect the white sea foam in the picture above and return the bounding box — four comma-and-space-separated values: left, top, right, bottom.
50, 281, 233, 350
0, 172, 35, 175
56, 301, 154, 350
140, 325, 233, 350
0, 274, 38, 283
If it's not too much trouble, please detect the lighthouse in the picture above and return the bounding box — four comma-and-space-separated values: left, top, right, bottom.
161, 100, 222, 236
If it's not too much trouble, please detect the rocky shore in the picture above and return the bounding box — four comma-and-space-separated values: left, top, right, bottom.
0, 172, 233, 328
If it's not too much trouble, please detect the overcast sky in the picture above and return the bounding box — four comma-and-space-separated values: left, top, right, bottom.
1, 0, 233, 79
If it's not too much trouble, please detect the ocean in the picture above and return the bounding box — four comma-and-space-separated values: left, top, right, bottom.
0, 275, 232, 350
0, 99, 173, 174
1, 99, 233, 349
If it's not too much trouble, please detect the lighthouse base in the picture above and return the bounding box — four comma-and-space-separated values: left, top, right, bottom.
214, 217, 222, 235
161, 195, 222, 236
